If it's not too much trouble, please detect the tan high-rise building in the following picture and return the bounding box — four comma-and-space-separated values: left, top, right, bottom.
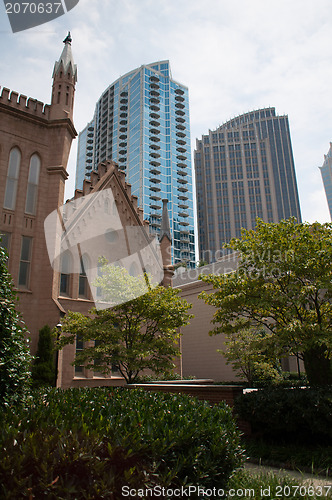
195, 108, 302, 263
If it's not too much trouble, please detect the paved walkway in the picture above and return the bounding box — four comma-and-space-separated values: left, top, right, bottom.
245, 462, 332, 488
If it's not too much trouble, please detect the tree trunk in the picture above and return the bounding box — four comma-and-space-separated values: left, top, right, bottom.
302, 345, 332, 386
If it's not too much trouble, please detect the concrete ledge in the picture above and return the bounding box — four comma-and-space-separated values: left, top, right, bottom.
141, 379, 214, 385
70, 377, 126, 388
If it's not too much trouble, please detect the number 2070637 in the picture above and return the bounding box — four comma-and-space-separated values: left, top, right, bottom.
5, 3, 62, 14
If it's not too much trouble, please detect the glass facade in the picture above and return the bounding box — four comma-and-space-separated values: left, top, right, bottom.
319, 143, 332, 221
76, 61, 195, 267
75, 121, 94, 189
195, 108, 302, 263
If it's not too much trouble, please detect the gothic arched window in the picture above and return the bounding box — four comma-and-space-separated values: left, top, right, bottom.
4, 147, 21, 210
25, 154, 41, 215
59, 250, 72, 296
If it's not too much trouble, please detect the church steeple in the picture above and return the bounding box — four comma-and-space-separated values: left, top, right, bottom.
50, 32, 77, 121
160, 199, 172, 242
159, 199, 174, 286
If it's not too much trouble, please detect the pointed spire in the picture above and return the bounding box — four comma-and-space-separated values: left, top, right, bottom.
53, 31, 77, 83
63, 31, 72, 44
50, 33, 77, 121
160, 199, 172, 242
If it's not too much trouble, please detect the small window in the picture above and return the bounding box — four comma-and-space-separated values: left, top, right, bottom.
105, 229, 118, 243
59, 251, 72, 296
96, 260, 103, 298
79, 254, 89, 298
18, 236, 32, 288
0, 232, 11, 252
0, 232, 11, 263
94, 339, 105, 376
4, 148, 21, 210
25, 154, 41, 215
112, 201, 118, 215
129, 262, 139, 277
104, 198, 111, 214
75, 335, 84, 375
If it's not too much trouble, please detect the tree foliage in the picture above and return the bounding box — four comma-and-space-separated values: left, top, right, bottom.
0, 244, 31, 406
56, 267, 193, 383
220, 328, 282, 386
200, 218, 332, 386
31, 325, 55, 387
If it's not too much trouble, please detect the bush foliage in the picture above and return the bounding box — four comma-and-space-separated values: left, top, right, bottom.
31, 324, 55, 387
0, 387, 243, 498
235, 387, 332, 444
0, 244, 31, 408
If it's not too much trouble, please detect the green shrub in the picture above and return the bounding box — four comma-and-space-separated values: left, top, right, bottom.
0, 244, 31, 408
31, 325, 55, 387
234, 387, 332, 444
0, 387, 243, 497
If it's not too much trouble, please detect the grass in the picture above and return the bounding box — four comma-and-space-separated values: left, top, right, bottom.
228, 468, 332, 499
242, 438, 332, 478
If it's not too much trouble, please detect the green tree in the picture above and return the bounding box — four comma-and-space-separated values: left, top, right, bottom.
56, 267, 193, 383
0, 243, 31, 406
31, 325, 55, 387
220, 328, 282, 386
199, 218, 332, 386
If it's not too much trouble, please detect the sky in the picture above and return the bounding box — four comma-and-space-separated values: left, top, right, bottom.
0, 0, 331, 223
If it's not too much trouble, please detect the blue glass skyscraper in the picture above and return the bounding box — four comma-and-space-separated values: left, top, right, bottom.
76, 61, 195, 267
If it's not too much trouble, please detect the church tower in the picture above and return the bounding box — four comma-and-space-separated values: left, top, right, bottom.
0, 33, 77, 356
50, 32, 77, 122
